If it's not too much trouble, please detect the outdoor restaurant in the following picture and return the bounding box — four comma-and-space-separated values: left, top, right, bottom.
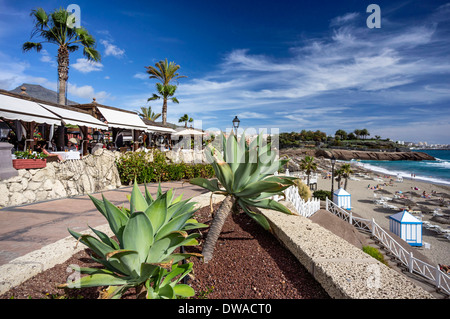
0, 89, 184, 162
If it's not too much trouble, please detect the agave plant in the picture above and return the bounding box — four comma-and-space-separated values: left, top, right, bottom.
190, 132, 298, 262
59, 182, 206, 299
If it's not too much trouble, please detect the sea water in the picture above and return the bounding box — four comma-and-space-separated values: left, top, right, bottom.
353, 149, 450, 186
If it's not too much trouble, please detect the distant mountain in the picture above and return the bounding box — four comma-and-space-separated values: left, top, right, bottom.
9, 83, 78, 105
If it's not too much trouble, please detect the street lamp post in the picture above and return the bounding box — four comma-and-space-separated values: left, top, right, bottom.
232, 116, 240, 136
330, 155, 336, 199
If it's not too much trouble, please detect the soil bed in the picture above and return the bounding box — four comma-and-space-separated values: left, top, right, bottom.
1, 203, 329, 299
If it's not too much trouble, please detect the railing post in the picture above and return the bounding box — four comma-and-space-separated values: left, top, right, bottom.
349, 212, 353, 226
326, 198, 329, 211
371, 218, 375, 235
408, 252, 414, 273
436, 265, 441, 289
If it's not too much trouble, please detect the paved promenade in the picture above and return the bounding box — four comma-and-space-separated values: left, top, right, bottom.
0, 182, 208, 267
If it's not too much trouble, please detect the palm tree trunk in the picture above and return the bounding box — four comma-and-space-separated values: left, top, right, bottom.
161, 98, 168, 124
56, 45, 69, 150
57, 45, 69, 105
202, 195, 235, 263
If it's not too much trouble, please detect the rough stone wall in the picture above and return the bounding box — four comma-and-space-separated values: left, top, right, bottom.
162, 149, 207, 164
0, 149, 121, 208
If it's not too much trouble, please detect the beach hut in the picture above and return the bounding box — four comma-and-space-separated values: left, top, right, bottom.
333, 188, 351, 210
389, 211, 422, 247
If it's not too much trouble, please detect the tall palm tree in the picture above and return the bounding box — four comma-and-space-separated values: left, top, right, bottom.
147, 83, 179, 123
136, 106, 161, 121
23, 7, 101, 105
145, 59, 186, 124
178, 114, 193, 128
299, 156, 317, 186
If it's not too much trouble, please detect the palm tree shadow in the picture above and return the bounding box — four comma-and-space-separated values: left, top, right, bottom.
230, 211, 329, 298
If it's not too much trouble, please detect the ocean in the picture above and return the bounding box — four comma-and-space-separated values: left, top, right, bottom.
352, 149, 450, 186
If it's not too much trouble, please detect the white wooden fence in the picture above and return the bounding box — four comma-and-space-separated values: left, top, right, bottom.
326, 198, 450, 296
273, 185, 320, 218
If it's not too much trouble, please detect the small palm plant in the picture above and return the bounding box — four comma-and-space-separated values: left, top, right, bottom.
136, 106, 161, 122
179, 114, 194, 128
190, 132, 298, 262
59, 182, 206, 299
299, 156, 317, 186
340, 163, 354, 190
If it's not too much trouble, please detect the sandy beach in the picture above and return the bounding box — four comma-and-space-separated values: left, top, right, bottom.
306, 160, 450, 267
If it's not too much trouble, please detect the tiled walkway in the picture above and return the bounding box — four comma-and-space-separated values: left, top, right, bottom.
0, 182, 208, 266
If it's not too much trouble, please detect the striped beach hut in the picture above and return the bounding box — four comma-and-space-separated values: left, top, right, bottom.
333, 188, 351, 210
389, 211, 422, 247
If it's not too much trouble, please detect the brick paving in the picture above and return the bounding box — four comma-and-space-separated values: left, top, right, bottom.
0, 182, 208, 266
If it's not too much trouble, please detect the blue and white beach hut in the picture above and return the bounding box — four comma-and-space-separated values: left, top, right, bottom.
389, 211, 422, 247
333, 188, 351, 210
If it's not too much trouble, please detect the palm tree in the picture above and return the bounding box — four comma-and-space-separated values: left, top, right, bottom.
136, 106, 161, 121
361, 128, 370, 140
335, 129, 348, 140
335, 167, 344, 189
340, 163, 354, 190
145, 59, 187, 124
147, 83, 180, 123
23, 7, 101, 105
299, 156, 317, 186
353, 129, 362, 140
178, 114, 193, 128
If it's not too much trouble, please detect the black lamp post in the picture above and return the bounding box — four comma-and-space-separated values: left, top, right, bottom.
330, 155, 336, 198
232, 116, 240, 136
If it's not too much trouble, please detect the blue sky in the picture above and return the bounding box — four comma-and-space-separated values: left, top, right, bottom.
1, 0, 449, 144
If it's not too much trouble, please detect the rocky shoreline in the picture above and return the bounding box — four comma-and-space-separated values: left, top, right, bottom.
282, 148, 435, 162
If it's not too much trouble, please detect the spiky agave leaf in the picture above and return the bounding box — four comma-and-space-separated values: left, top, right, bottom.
63, 181, 203, 298
191, 130, 297, 230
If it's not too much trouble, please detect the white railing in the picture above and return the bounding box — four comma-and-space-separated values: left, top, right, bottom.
281, 186, 320, 218
326, 198, 450, 296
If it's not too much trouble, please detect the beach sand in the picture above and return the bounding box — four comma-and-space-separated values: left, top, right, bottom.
298, 160, 450, 267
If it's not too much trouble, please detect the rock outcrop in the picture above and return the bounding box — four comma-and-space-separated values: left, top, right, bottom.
312, 149, 434, 161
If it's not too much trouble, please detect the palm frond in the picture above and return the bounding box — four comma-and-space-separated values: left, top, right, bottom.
83, 46, 101, 61
22, 42, 43, 52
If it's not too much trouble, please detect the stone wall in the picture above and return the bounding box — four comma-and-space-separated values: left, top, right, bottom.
0, 149, 121, 208
260, 202, 434, 299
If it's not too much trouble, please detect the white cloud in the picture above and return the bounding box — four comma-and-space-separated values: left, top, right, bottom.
72, 58, 104, 73
238, 112, 268, 119
133, 72, 148, 80
39, 49, 56, 67
68, 83, 110, 103
117, 7, 450, 143
330, 12, 360, 26
0, 51, 56, 91
100, 39, 125, 58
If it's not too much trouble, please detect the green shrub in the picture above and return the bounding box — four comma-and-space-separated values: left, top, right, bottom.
14, 151, 48, 159
294, 179, 312, 201
363, 246, 388, 266
115, 150, 215, 185
313, 190, 332, 200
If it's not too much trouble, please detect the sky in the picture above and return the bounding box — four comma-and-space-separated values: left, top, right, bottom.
0, 0, 449, 144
